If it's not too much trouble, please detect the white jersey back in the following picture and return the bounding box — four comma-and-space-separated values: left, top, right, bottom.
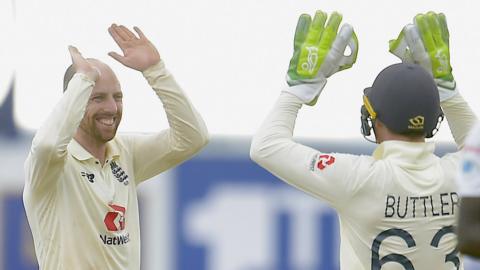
335, 141, 461, 270
250, 92, 476, 270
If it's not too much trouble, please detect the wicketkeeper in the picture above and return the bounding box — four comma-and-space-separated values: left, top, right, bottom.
251, 10, 477, 269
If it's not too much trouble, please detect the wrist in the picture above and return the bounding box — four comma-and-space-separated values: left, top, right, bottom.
142, 60, 166, 77
75, 67, 99, 82
84, 67, 100, 82
282, 78, 327, 105
436, 79, 458, 102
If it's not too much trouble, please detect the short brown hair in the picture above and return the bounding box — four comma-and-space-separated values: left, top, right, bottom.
63, 64, 76, 92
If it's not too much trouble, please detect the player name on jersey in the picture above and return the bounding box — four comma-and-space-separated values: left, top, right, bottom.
384, 192, 459, 219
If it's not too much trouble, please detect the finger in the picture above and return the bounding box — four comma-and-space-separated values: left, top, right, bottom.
324, 24, 356, 74
306, 10, 327, 44
334, 24, 358, 70
438, 13, 449, 46
114, 25, 132, 41
388, 29, 412, 62
403, 24, 430, 67
293, 14, 311, 51
414, 13, 435, 52
319, 11, 342, 50
133, 26, 147, 40
331, 24, 353, 56
108, 24, 125, 48
287, 14, 311, 80
119, 25, 137, 40
426, 12, 444, 46
108, 51, 127, 65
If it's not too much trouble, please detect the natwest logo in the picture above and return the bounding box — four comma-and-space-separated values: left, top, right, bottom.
104, 204, 126, 231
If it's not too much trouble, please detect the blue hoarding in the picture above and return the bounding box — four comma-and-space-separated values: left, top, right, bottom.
175, 158, 340, 270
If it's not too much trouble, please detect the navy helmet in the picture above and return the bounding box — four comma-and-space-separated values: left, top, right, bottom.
361, 63, 444, 140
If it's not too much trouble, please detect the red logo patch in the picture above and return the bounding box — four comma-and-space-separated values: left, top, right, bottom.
104, 204, 126, 232
316, 155, 335, 170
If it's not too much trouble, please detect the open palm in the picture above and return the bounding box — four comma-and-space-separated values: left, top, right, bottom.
108, 24, 161, 71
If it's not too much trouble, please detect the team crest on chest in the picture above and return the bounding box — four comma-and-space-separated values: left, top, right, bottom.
110, 161, 129, 186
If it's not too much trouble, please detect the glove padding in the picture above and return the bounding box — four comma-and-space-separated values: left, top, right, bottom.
389, 11, 458, 101
285, 11, 358, 105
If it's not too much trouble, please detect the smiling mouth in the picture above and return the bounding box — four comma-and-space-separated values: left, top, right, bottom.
97, 118, 116, 127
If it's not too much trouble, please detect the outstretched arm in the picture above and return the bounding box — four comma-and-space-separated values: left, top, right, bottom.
108, 24, 209, 183
25, 47, 99, 194
389, 12, 477, 148
251, 11, 363, 207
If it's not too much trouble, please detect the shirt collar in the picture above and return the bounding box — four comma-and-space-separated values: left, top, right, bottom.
106, 140, 121, 161
373, 140, 436, 164
68, 138, 121, 162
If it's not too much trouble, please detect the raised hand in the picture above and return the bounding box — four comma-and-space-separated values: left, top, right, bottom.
389, 12, 457, 101
287, 11, 358, 83
68, 45, 100, 81
108, 24, 161, 71
285, 10, 358, 105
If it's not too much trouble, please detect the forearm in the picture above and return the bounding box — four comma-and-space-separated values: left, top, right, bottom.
32, 74, 93, 154
441, 93, 478, 149
250, 92, 358, 206
27, 74, 93, 190
142, 61, 208, 153
251, 92, 322, 196
250, 92, 303, 162
250, 91, 314, 186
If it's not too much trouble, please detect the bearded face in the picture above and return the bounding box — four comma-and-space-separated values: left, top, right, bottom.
79, 90, 123, 143
75, 60, 123, 145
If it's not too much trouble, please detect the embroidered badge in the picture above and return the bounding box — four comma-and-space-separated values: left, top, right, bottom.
110, 161, 129, 186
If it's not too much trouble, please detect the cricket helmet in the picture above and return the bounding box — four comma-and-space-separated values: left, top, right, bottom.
361, 63, 444, 140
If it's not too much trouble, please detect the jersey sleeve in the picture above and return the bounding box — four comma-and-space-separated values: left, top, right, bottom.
24, 74, 94, 195
130, 61, 209, 184
457, 122, 480, 197
250, 92, 371, 209
441, 93, 478, 149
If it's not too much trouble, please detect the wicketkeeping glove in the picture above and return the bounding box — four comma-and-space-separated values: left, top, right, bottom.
285, 10, 358, 105
389, 11, 458, 101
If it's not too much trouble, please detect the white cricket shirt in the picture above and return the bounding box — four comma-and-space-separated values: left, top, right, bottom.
23, 61, 208, 270
457, 122, 480, 197
251, 91, 477, 270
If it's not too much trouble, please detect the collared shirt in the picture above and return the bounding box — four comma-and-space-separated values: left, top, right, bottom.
24, 61, 208, 270
251, 92, 477, 270
457, 122, 480, 197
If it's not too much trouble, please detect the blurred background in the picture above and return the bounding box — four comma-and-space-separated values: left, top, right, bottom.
1, 0, 480, 269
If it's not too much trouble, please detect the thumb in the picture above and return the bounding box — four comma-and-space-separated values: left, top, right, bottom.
108, 51, 127, 65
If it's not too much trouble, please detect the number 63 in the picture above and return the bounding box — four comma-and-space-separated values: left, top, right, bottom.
371, 226, 459, 270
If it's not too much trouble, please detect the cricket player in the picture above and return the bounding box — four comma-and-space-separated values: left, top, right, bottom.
457, 123, 480, 257
250, 11, 477, 269
23, 24, 209, 269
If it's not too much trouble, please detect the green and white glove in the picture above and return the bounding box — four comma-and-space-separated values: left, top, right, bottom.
285, 10, 358, 105
389, 11, 458, 101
